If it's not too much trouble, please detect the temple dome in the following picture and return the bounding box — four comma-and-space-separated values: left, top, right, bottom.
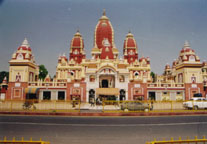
17, 38, 31, 51
123, 31, 137, 49
94, 9, 114, 49
70, 30, 84, 49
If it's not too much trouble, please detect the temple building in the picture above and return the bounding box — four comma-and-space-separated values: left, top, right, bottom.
1, 10, 207, 102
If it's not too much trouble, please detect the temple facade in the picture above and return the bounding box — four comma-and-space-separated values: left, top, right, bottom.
1, 10, 207, 102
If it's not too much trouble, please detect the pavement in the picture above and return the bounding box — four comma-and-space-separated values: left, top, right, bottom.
1, 110, 207, 117
1, 115, 207, 144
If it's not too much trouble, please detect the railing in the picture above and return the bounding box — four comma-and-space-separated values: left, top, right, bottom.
1, 100, 207, 113
0, 100, 81, 112
102, 100, 207, 113
146, 136, 207, 144
0, 137, 50, 144
28, 82, 67, 88
148, 83, 184, 88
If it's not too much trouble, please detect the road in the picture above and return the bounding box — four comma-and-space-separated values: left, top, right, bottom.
0, 115, 207, 144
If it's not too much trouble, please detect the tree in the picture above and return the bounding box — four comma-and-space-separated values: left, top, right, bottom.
39, 65, 48, 80
0, 71, 9, 83
150, 71, 156, 83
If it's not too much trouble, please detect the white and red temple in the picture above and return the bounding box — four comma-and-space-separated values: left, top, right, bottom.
1, 10, 207, 102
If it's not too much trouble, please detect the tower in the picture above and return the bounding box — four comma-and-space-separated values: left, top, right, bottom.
123, 31, 138, 64
69, 30, 85, 64
92, 9, 119, 59
7, 38, 39, 100
174, 41, 203, 99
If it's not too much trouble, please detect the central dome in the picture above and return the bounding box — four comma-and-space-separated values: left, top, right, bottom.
94, 9, 114, 49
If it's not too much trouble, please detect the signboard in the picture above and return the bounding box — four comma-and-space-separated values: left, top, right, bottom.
15, 83, 21, 87
191, 84, 197, 88
134, 84, 140, 88
74, 83, 80, 87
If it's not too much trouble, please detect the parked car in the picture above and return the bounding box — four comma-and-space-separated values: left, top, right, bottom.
183, 97, 207, 110
121, 101, 152, 112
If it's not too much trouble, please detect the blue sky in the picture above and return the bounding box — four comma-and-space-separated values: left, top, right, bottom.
0, 0, 207, 76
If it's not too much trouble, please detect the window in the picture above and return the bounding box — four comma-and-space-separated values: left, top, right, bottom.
163, 92, 167, 95
128, 50, 134, 55
178, 73, 183, 83
89, 75, 95, 82
58, 91, 65, 100
17, 53, 23, 60
177, 92, 181, 95
134, 72, 139, 76
191, 74, 196, 83
189, 55, 195, 62
73, 49, 79, 55
119, 75, 125, 82
14, 89, 20, 97
43, 91, 51, 100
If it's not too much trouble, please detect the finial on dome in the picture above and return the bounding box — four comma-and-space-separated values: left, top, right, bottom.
183, 40, 190, 49
74, 29, 81, 36
103, 9, 106, 16
22, 38, 30, 47
100, 9, 108, 20
127, 30, 133, 37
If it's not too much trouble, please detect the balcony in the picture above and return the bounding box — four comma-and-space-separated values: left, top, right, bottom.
28, 81, 67, 88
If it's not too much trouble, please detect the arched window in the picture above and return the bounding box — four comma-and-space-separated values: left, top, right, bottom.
191, 74, 196, 83
17, 53, 23, 60
89, 89, 95, 103
178, 73, 183, 83
189, 55, 195, 62
120, 89, 126, 101
134, 71, 139, 77
89, 75, 95, 82
119, 75, 125, 82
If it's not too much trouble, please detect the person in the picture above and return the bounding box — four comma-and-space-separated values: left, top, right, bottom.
150, 99, 154, 110
96, 97, 100, 105
72, 96, 76, 108
91, 97, 95, 107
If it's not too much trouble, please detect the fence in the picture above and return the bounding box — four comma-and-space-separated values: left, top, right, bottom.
102, 100, 207, 113
146, 136, 207, 144
1, 100, 207, 113
0, 137, 50, 144
0, 100, 81, 112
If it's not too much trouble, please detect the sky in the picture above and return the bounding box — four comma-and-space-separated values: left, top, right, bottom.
0, 0, 207, 76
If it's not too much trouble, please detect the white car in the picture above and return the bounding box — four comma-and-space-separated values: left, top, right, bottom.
183, 97, 207, 110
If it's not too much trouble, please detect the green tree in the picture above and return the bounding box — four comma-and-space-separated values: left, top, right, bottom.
39, 65, 48, 80
150, 71, 156, 83
0, 71, 9, 83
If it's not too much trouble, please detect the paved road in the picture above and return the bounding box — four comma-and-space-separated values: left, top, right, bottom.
0, 115, 207, 144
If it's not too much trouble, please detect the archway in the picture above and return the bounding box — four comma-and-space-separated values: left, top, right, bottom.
99, 75, 115, 88
102, 79, 108, 88
89, 89, 95, 103
119, 89, 126, 101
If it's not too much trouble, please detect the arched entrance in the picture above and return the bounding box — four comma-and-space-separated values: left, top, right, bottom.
89, 89, 95, 103
99, 75, 115, 88
102, 79, 108, 88
120, 89, 126, 100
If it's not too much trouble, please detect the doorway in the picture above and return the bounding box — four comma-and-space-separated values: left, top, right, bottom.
148, 92, 156, 100
89, 89, 95, 103
102, 80, 108, 88
99, 75, 115, 88
119, 89, 126, 100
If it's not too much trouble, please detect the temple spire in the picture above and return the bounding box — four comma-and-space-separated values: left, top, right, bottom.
22, 38, 30, 47
103, 9, 106, 16
183, 40, 190, 50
